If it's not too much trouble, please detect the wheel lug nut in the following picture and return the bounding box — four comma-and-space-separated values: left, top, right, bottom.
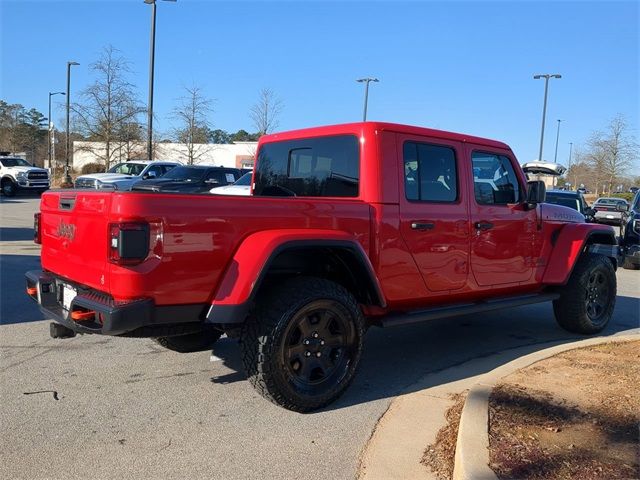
312, 332, 319, 338
316, 352, 322, 357
305, 351, 311, 357
320, 340, 325, 346
303, 339, 310, 345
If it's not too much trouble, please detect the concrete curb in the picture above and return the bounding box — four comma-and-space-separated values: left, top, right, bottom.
452, 334, 639, 480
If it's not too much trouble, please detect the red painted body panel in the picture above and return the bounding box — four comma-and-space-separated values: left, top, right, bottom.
37, 121, 612, 320
542, 222, 617, 285
212, 229, 376, 306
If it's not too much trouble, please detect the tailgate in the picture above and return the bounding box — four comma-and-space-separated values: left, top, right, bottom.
40, 190, 113, 293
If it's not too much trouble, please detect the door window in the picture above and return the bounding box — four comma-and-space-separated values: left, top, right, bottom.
472, 152, 521, 205
403, 142, 457, 202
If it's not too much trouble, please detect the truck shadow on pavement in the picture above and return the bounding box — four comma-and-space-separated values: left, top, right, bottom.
0, 227, 36, 242
207, 296, 639, 412
0, 254, 47, 325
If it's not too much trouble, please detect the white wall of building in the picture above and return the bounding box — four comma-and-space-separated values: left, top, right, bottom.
72, 141, 257, 170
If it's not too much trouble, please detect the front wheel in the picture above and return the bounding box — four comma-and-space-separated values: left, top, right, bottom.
553, 254, 616, 334
1, 179, 17, 197
240, 277, 365, 412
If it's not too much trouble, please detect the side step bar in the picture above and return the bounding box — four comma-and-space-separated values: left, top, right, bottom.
380, 293, 560, 328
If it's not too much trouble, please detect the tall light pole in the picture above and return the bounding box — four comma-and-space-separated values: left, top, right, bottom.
65, 61, 80, 185
533, 73, 561, 162
356, 77, 379, 121
553, 119, 562, 163
48, 91, 65, 171
144, 0, 176, 161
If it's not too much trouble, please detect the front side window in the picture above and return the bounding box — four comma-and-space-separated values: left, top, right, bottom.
254, 135, 359, 197
403, 142, 457, 202
0, 157, 31, 167
162, 166, 206, 182
108, 163, 146, 176
472, 152, 521, 205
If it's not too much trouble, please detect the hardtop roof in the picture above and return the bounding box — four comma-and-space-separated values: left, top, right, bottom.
260, 121, 510, 150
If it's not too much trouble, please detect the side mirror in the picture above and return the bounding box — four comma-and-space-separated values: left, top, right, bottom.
144, 171, 157, 179
526, 180, 546, 208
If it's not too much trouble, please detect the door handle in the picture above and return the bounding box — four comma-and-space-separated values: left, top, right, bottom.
411, 222, 435, 231
474, 221, 494, 231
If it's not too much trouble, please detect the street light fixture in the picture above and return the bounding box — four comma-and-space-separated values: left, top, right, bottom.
144, 0, 176, 161
533, 73, 561, 162
356, 77, 379, 121
48, 91, 65, 171
65, 61, 80, 185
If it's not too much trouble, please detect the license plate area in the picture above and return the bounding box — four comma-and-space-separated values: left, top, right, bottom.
58, 283, 77, 311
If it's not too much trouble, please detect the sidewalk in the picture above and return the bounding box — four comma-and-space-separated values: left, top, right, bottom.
357, 330, 639, 480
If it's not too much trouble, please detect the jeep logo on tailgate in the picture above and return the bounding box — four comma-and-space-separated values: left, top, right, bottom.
56, 220, 76, 240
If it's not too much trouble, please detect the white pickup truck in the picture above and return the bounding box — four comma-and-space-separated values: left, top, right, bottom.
0, 154, 50, 196
74, 160, 180, 190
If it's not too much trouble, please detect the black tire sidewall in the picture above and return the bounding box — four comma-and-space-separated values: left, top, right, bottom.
554, 254, 617, 334
242, 277, 365, 412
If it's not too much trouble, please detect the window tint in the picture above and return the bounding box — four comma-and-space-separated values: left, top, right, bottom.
404, 142, 457, 202
472, 153, 521, 205
146, 165, 164, 177
254, 135, 359, 197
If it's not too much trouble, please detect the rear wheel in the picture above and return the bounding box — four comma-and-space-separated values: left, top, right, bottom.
553, 254, 616, 334
154, 329, 222, 353
240, 277, 365, 412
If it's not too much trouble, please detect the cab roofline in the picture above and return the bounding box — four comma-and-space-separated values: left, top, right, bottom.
259, 121, 510, 150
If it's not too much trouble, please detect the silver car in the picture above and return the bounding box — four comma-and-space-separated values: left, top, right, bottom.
593, 197, 629, 225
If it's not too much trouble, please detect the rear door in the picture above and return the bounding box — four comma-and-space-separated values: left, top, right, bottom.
398, 135, 470, 292
467, 147, 537, 286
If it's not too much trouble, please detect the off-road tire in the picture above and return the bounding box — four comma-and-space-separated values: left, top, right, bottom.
240, 276, 365, 412
621, 255, 640, 270
154, 329, 222, 353
1, 178, 17, 197
553, 254, 616, 334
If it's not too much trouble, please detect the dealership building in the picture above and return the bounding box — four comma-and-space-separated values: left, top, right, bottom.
71, 141, 258, 170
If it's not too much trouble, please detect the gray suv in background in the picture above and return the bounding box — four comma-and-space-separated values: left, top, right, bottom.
74, 160, 180, 190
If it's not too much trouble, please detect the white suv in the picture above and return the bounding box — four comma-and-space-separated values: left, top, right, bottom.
0, 154, 50, 196
74, 160, 180, 190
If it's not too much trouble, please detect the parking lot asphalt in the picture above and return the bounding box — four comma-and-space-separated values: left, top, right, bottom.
1, 195, 638, 480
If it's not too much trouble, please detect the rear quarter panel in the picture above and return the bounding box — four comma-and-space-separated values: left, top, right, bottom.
108, 193, 371, 304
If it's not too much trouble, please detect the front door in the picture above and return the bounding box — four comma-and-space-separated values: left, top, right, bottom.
468, 148, 537, 286
398, 136, 470, 292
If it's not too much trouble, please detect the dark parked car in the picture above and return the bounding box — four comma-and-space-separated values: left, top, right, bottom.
545, 190, 596, 222
592, 197, 630, 226
620, 190, 640, 269
132, 165, 241, 193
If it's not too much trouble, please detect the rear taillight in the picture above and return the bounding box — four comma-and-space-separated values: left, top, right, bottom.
34, 213, 41, 244
108, 222, 150, 265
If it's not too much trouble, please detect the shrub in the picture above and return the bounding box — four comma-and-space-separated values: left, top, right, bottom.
81, 162, 106, 174
610, 192, 635, 202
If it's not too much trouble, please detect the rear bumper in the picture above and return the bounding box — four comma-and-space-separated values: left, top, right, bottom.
594, 212, 622, 224
25, 270, 205, 336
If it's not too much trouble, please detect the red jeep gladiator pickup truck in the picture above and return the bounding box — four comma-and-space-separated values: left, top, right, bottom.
26, 122, 619, 412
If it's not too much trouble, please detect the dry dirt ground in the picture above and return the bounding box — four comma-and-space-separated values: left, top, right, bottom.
421, 392, 467, 480
489, 340, 639, 480
422, 340, 639, 480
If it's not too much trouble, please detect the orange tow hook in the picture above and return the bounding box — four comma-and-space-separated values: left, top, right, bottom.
27, 287, 38, 295
71, 310, 96, 322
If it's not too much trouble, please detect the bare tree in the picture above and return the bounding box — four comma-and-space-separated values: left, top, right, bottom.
73, 46, 144, 169
250, 88, 283, 136
172, 85, 212, 165
585, 115, 638, 195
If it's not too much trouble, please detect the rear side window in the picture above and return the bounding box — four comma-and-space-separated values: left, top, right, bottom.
472, 152, 521, 205
403, 142, 457, 202
254, 135, 359, 197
